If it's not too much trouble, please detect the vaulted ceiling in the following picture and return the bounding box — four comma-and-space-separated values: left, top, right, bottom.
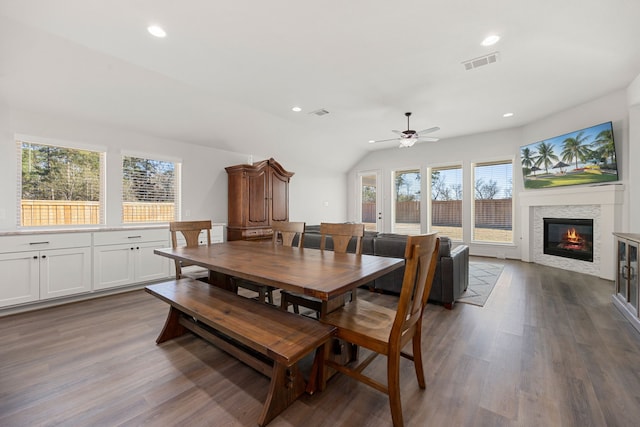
1, 1, 639, 171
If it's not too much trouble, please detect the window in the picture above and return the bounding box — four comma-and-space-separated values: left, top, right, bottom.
18, 140, 104, 226
392, 169, 421, 234
122, 155, 180, 223
472, 160, 513, 243
430, 165, 463, 240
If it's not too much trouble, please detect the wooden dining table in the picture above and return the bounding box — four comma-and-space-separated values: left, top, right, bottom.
153, 239, 405, 396
154, 239, 405, 305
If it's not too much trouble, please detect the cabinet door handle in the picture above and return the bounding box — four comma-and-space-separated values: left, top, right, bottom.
33, 256, 38, 259
41, 255, 46, 259
127, 236, 142, 239
29, 241, 50, 245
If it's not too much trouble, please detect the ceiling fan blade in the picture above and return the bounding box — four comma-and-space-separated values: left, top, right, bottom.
417, 136, 440, 142
416, 126, 440, 135
369, 138, 400, 144
391, 130, 403, 135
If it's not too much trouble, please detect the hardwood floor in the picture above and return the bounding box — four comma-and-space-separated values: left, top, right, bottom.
2, 258, 640, 426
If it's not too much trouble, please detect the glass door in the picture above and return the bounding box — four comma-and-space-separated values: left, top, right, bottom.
358, 171, 381, 232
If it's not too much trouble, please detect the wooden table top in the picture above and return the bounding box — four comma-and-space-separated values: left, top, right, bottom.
155, 240, 404, 301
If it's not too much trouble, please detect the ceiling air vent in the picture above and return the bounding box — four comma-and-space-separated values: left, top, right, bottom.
309, 108, 329, 116
462, 52, 499, 71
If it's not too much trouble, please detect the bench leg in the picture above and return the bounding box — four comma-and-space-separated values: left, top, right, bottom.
258, 362, 305, 427
155, 306, 187, 344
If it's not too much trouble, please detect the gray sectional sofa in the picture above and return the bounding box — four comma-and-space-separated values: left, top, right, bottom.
301, 225, 469, 309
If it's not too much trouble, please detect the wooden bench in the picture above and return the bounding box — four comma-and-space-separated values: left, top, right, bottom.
145, 278, 335, 427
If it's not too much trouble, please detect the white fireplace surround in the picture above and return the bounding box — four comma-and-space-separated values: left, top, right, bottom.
520, 184, 624, 280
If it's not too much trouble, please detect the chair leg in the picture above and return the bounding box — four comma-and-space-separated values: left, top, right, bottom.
412, 332, 426, 389
258, 287, 266, 304
266, 288, 274, 305
387, 351, 404, 427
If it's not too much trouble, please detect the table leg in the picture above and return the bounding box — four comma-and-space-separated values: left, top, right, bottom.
155, 306, 187, 344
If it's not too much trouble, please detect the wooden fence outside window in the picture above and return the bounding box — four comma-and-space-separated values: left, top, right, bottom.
21, 201, 175, 226
362, 199, 512, 229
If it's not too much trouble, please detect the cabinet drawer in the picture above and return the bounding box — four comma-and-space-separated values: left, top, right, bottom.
93, 228, 169, 246
0, 233, 92, 253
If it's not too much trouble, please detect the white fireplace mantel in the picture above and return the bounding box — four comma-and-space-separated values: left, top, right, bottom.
519, 183, 624, 280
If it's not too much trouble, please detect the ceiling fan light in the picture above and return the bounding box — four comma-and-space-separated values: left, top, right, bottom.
400, 138, 417, 148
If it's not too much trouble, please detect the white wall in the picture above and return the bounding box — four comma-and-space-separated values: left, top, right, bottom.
0, 101, 14, 229
348, 89, 631, 261
627, 74, 640, 233
0, 108, 347, 231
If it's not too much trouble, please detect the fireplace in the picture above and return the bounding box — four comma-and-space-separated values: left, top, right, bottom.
543, 218, 594, 262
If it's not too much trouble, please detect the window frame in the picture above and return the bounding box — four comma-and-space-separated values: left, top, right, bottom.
390, 166, 422, 235
428, 163, 464, 241
121, 152, 182, 224
16, 134, 106, 228
470, 158, 514, 244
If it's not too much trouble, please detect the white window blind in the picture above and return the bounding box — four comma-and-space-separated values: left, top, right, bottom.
122, 156, 179, 223
472, 160, 513, 243
430, 165, 463, 240
17, 140, 104, 226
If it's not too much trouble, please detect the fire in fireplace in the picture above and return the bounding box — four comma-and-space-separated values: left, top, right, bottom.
543, 218, 594, 262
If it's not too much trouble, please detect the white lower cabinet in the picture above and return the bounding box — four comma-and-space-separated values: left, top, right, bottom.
93, 229, 171, 290
39, 246, 92, 299
0, 251, 40, 307
0, 233, 92, 308
0, 228, 173, 310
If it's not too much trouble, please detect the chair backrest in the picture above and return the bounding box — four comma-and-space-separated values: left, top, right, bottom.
169, 220, 212, 248
391, 233, 440, 343
319, 223, 365, 254
272, 221, 305, 247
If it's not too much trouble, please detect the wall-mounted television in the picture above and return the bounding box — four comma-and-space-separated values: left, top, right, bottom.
521, 121, 618, 189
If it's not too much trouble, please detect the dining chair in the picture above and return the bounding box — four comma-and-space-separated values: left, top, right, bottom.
280, 222, 365, 318
235, 221, 305, 304
319, 233, 439, 427
169, 220, 212, 280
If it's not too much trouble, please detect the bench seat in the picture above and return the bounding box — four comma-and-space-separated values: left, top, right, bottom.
146, 278, 335, 427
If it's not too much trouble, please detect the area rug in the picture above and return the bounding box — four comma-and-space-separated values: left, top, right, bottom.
456, 261, 504, 307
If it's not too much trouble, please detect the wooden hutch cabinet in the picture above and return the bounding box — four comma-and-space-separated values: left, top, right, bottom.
225, 158, 294, 241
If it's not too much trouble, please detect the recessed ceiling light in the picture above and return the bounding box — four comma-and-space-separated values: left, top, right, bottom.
481, 35, 500, 46
291, 106, 302, 112
368, 140, 375, 143
503, 112, 514, 118
148, 25, 166, 38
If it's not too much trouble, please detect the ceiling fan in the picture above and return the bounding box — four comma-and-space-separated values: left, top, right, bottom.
369, 112, 440, 148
